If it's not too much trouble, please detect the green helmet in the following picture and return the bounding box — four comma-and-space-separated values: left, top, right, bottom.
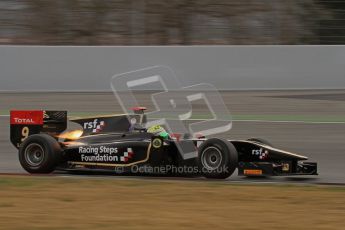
147, 125, 169, 139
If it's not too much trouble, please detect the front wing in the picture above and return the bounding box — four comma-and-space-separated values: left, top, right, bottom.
238, 161, 318, 176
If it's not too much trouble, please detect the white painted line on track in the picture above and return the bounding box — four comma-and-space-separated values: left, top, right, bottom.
1, 114, 345, 124
147, 117, 345, 124
233, 119, 345, 124
160, 118, 345, 124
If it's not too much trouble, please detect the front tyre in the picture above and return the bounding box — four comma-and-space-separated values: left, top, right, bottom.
198, 138, 238, 179
19, 134, 62, 173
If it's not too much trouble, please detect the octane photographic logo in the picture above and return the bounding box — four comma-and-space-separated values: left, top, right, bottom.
83, 119, 105, 133
111, 66, 232, 160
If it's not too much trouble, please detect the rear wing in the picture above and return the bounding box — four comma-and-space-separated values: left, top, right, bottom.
10, 110, 67, 148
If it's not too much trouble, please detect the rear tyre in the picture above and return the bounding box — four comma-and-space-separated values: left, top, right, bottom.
19, 134, 61, 173
198, 138, 238, 179
247, 138, 273, 147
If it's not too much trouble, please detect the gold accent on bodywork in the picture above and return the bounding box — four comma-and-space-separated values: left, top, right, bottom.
69, 113, 127, 121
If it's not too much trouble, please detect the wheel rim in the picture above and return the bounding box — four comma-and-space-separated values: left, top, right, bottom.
201, 146, 222, 170
24, 143, 45, 167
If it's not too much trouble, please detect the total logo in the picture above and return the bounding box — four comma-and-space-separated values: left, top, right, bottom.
252, 148, 269, 160
120, 148, 134, 162
10, 111, 43, 125
13, 118, 34, 124
83, 119, 106, 133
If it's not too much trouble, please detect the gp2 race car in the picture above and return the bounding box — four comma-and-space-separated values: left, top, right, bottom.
10, 108, 317, 179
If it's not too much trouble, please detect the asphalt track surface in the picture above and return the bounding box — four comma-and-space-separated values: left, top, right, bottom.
0, 90, 344, 184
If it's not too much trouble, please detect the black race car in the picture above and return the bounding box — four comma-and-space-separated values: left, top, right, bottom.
10, 109, 317, 179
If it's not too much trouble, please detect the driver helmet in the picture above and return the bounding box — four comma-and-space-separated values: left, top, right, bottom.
147, 125, 169, 139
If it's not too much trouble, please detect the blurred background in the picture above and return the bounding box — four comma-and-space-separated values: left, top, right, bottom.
0, 4, 345, 229
0, 0, 344, 45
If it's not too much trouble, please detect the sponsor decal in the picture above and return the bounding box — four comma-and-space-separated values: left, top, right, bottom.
43, 111, 50, 119
83, 119, 105, 133
81, 154, 119, 162
79, 146, 118, 155
10, 110, 43, 125
79, 146, 134, 163
120, 148, 134, 162
282, 163, 290, 172
14, 118, 34, 123
252, 148, 269, 160
244, 169, 263, 175
152, 138, 162, 148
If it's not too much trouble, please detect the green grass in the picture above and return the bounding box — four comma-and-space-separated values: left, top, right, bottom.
0, 175, 344, 230
0, 175, 343, 190
231, 114, 345, 123
0, 177, 37, 187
